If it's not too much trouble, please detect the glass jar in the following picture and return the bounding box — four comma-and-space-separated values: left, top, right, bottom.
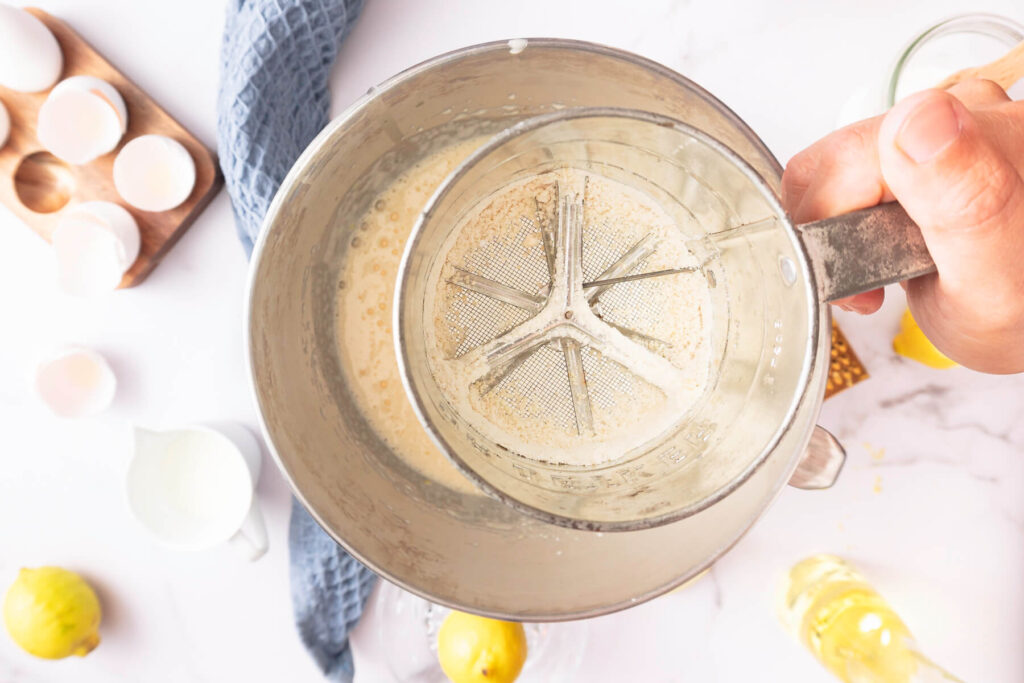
888, 13, 1024, 105
837, 13, 1024, 127
779, 555, 962, 683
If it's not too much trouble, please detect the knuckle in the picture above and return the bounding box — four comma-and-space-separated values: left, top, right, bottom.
947, 155, 1019, 228
783, 150, 816, 186
783, 119, 883, 214
973, 78, 1008, 101
823, 126, 875, 168
782, 152, 816, 207
785, 123, 874, 186
951, 78, 1009, 105
995, 100, 1024, 145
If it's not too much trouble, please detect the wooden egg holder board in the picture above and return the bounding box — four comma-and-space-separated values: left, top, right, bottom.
0, 8, 221, 287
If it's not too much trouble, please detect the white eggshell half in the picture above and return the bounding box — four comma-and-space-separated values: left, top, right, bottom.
0, 99, 9, 148
51, 76, 128, 131
34, 347, 116, 418
113, 135, 196, 211
53, 201, 141, 296
38, 76, 127, 164
0, 5, 63, 92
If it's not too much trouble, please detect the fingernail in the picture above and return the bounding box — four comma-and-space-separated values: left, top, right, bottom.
895, 96, 962, 163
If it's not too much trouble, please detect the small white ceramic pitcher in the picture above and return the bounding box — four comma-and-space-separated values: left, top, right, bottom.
127, 423, 268, 560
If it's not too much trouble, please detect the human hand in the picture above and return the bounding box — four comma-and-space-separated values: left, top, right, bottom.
782, 80, 1024, 373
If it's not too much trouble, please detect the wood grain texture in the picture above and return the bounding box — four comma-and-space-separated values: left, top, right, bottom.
936, 40, 1024, 91
0, 8, 222, 287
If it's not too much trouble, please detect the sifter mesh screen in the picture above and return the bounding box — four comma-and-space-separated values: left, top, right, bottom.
426, 170, 713, 466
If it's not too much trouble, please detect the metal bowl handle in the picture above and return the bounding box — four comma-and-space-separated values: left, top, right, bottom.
788, 426, 847, 490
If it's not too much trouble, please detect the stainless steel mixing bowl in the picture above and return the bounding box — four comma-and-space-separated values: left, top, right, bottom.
247, 38, 841, 619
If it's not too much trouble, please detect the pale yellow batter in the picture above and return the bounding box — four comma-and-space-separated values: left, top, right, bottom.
336, 139, 485, 494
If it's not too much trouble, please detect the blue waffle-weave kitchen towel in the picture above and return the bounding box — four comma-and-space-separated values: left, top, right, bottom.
217, 1, 376, 681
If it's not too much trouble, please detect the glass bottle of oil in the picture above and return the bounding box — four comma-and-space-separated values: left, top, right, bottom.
778, 555, 963, 683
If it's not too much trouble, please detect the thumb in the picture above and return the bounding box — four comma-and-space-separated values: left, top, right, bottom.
877, 89, 1024, 368
878, 90, 1024, 284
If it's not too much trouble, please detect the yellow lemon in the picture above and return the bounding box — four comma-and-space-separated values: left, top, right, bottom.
437, 611, 527, 683
3, 566, 102, 659
893, 308, 956, 369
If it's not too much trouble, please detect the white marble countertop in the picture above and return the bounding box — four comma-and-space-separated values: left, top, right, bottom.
1, 0, 1022, 681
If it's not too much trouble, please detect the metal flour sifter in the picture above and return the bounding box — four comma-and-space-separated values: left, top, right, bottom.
395, 108, 932, 531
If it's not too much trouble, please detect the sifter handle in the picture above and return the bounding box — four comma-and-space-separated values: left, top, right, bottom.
795, 202, 936, 303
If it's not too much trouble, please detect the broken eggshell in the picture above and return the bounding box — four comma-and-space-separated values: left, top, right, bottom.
0, 4, 63, 92
34, 347, 116, 418
53, 201, 140, 296
37, 75, 128, 164
113, 134, 196, 212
